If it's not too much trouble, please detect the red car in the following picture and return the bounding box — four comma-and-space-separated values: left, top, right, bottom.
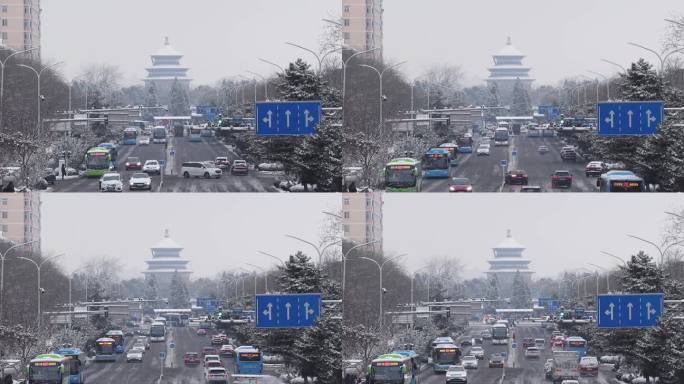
448, 177, 473, 192
184, 352, 201, 365
202, 346, 218, 356
125, 157, 143, 171
551, 170, 573, 188
219, 344, 235, 357
230, 160, 249, 175
505, 170, 529, 185
522, 338, 535, 348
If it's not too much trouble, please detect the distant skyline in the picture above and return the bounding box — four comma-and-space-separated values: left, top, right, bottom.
42, 1, 683, 87
40, 194, 341, 279
383, 194, 683, 279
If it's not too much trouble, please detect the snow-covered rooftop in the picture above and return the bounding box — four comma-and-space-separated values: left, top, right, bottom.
495, 37, 524, 57
152, 229, 183, 250
153, 37, 183, 57
494, 230, 526, 250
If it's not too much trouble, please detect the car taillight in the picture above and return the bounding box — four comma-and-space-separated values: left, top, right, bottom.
552, 176, 559, 180
511, 175, 517, 178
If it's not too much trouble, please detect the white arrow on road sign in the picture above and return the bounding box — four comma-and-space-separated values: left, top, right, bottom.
263, 303, 273, 320
605, 111, 615, 128
285, 302, 292, 320
262, 111, 273, 129
646, 302, 656, 320
285, 110, 292, 128
627, 110, 634, 128
646, 110, 656, 128
627, 302, 634, 320
303, 302, 314, 320
169, 342, 175, 349
605, 302, 615, 320
303, 110, 314, 128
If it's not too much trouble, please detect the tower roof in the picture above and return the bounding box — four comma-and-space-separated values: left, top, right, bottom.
153, 37, 182, 58
152, 229, 183, 251
494, 229, 525, 251
495, 37, 524, 57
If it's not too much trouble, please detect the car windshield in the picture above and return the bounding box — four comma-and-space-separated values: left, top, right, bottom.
128, 157, 140, 163
464, 356, 476, 361
471, 347, 483, 352
423, 155, 448, 170
448, 366, 465, 372
555, 171, 570, 176
386, 167, 416, 184
451, 178, 470, 185
132, 173, 148, 179
146, 161, 158, 165
103, 175, 119, 181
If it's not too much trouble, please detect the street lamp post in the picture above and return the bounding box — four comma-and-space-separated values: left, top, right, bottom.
16, 253, 63, 328
285, 42, 343, 75
285, 234, 342, 266
627, 42, 684, 75
0, 239, 39, 321
246, 263, 268, 293
246, 70, 268, 100
627, 234, 684, 267
258, 58, 286, 75
358, 61, 407, 134
410, 265, 430, 308
356, 254, 406, 326
601, 250, 628, 267
341, 48, 379, 128
341, 240, 380, 318
258, 251, 286, 267
588, 263, 610, 293
0, 47, 38, 130
16, 61, 64, 131
588, 70, 610, 100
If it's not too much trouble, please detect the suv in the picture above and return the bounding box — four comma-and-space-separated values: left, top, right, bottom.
585, 161, 608, 177
214, 157, 229, 170
505, 170, 529, 185
560, 146, 577, 161
551, 170, 573, 188
181, 162, 222, 179
231, 160, 249, 175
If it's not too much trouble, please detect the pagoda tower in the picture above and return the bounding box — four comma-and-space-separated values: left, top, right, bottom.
485, 37, 534, 104
485, 229, 534, 294
143, 37, 191, 104
143, 229, 191, 295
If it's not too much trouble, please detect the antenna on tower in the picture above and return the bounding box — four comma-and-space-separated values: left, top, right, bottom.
164, 229, 170, 238
164, 36, 170, 45
507, 36, 512, 45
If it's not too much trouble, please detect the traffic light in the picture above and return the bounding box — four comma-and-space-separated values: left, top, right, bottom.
104, 115, 109, 126
103, 306, 109, 318
446, 307, 451, 318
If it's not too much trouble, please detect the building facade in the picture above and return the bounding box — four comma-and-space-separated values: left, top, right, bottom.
485, 230, 534, 294
0, 0, 40, 58
143, 37, 191, 104
485, 37, 534, 104
342, 0, 383, 61
143, 229, 192, 296
342, 192, 383, 254
0, 192, 40, 252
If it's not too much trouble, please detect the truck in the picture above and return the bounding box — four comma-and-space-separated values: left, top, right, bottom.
551, 351, 580, 383
1, 359, 20, 384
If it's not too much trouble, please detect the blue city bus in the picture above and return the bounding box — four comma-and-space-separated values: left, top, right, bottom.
457, 136, 473, 153
564, 336, 587, 358
597, 171, 647, 192
122, 127, 138, 145
431, 344, 461, 373
53, 348, 84, 384
422, 148, 450, 178
235, 346, 263, 374
94, 337, 117, 362
438, 143, 460, 166
104, 330, 124, 353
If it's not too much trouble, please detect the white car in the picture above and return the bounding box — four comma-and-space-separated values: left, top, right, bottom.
100, 173, 123, 192
445, 365, 467, 383
469, 346, 485, 359
143, 160, 161, 175
181, 161, 222, 179
206, 367, 228, 383
476, 144, 490, 156
462, 355, 478, 369
126, 350, 143, 362
138, 137, 150, 145
129, 173, 152, 191
525, 347, 541, 358
203, 354, 221, 366
130, 345, 146, 354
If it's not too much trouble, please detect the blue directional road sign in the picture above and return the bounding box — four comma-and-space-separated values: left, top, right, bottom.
196, 297, 220, 313
538, 298, 561, 312
500, 160, 508, 167
256, 101, 322, 136
169, 342, 175, 349
511, 342, 517, 350
256, 293, 322, 328
597, 293, 664, 328
598, 101, 664, 136
159, 351, 166, 359
159, 159, 165, 167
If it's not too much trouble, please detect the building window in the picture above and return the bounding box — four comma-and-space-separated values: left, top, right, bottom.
367, 6, 371, 15
343, 18, 350, 26
343, 211, 350, 219
1, 224, 7, 233
344, 5, 350, 12
2, 32, 8, 41
1, 5, 7, 13
1, 211, 6, 219
343, 32, 350, 40
343, 225, 350, 233
343, 197, 350, 205
1, 19, 6, 26
1, 198, 6, 205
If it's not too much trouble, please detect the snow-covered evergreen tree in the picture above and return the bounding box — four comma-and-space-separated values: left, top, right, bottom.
169, 78, 189, 116
510, 271, 531, 308
169, 270, 189, 308
510, 79, 531, 116
144, 274, 158, 301
145, 82, 159, 107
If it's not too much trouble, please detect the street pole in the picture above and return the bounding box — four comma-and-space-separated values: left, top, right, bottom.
0, 239, 38, 322
246, 263, 267, 293
357, 254, 406, 326
286, 234, 342, 266
0, 47, 37, 131
341, 48, 379, 129
588, 263, 610, 293
588, 70, 609, 100
341, 240, 380, 319
359, 61, 407, 135
246, 71, 267, 100
17, 253, 62, 328
411, 265, 429, 308
16, 61, 64, 132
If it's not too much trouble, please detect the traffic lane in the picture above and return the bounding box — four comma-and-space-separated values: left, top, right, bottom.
172, 137, 234, 175
164, 326, 210, 384
83, 336, 164, 384
159, 173, 277, 192
513, 136, 595, 192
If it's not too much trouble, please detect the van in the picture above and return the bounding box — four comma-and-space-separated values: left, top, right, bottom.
181, 162, 222, 179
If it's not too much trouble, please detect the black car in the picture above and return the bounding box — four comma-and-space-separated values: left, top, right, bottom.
505, 170, 529, 185
460, 338, 473, 346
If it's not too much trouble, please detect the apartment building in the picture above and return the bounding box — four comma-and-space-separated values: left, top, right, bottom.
342, 0, 383, 61
342, 192, 383, 254
0, 0, 41, 58
0, 192, 41, 251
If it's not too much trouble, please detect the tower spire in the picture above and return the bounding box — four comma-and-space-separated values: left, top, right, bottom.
164, 36, 169, 45
507, 36, 512, 45
164, 229, 170, 238
507, 229, 511, 238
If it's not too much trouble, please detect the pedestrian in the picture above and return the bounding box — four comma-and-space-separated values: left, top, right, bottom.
61, 163, 66, 180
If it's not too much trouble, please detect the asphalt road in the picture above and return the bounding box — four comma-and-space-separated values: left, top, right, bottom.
417, 322, 616, 384
420, 134, 597, 193
49, 136, 279, 193
82, 326, 284, 384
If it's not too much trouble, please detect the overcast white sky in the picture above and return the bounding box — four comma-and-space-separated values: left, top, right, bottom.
40, 194, 340, 278
42, 0, 684, 87
384, 194, 684, 279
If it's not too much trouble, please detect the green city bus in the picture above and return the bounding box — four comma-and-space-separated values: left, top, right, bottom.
84, 147, 113, 177
383, 158, 421, 192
